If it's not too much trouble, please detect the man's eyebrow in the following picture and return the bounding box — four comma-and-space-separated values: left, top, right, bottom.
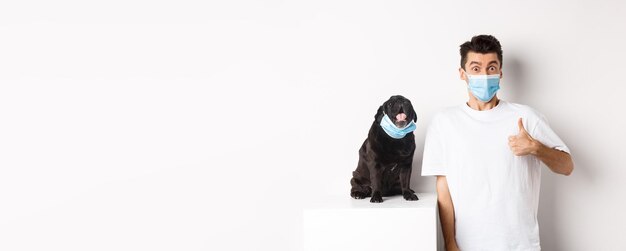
470, 60, 500, 66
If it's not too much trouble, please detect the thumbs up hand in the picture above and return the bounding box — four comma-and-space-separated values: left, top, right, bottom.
508, 118, 539, 156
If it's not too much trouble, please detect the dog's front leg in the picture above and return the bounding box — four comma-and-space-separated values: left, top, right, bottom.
399, 164, 419, 201
369, 164, 383, 203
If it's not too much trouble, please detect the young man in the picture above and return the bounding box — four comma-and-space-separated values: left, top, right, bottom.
421, 35, 574, 251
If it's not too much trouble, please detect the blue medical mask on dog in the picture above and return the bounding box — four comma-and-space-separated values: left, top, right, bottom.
465, 71, 501, 102
380, 113, 416, 139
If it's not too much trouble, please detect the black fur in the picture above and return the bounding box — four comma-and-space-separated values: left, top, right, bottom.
350, 95, 419, 203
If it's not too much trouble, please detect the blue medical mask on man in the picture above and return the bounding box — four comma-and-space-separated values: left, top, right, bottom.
464, 71, 501, 102
380, 112, 417, 139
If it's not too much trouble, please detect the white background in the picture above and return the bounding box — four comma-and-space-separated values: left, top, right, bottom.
1, 0, 625, 250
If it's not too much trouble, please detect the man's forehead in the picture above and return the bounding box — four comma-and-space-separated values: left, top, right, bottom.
466, 51, 500, 65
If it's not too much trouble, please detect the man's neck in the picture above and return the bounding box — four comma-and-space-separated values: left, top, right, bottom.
467, 97, 499, 111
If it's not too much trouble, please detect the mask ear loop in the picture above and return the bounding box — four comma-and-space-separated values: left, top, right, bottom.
464, 70, 472, 91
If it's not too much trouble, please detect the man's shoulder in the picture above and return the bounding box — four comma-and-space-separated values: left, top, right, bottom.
435, 104, 466, 116
429, 105, 465, 123
504, 101, 534, 113
504, 101, 547, 121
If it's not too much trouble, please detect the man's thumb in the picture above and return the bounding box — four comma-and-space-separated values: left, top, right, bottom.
518, 118, 527, 134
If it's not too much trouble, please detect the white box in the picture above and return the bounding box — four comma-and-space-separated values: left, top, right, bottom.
303, 193, 438, 251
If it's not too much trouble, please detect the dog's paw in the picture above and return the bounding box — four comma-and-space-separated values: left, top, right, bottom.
403, 191, 419, 201
351, 191, 368, 199
370, 191, 383, 203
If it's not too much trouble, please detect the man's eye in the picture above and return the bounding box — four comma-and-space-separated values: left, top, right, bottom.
489, 66, 496, 71
472, 67, 479, 72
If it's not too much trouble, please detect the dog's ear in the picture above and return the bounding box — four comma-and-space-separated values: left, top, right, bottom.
405, 99, 417, 122
375, 105, 384, 120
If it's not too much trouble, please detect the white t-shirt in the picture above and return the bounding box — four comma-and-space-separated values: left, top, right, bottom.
421, 100, 570, 251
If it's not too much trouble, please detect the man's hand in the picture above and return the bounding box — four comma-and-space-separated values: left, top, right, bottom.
446, 242, 461, 251
508, 118, 539, 156
508, 117, 574, 175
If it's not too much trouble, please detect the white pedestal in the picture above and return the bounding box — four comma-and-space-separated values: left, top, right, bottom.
302, 193, 438, 251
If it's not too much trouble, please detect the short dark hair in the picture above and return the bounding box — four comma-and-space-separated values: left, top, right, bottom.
460, 35, 503, 70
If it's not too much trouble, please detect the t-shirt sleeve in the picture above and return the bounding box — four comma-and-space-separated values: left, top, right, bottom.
421, 116, 446, 176
530, 114, 571, 154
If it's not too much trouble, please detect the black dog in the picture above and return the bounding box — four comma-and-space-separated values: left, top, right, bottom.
350, 95, 419, 203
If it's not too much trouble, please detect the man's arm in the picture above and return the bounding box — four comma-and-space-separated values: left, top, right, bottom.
509, 118, 574, 176
531, 141, 574, 175
437, 175, 460, 251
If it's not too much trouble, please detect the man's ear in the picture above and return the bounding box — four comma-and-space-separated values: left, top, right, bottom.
459, 67, 466, 81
